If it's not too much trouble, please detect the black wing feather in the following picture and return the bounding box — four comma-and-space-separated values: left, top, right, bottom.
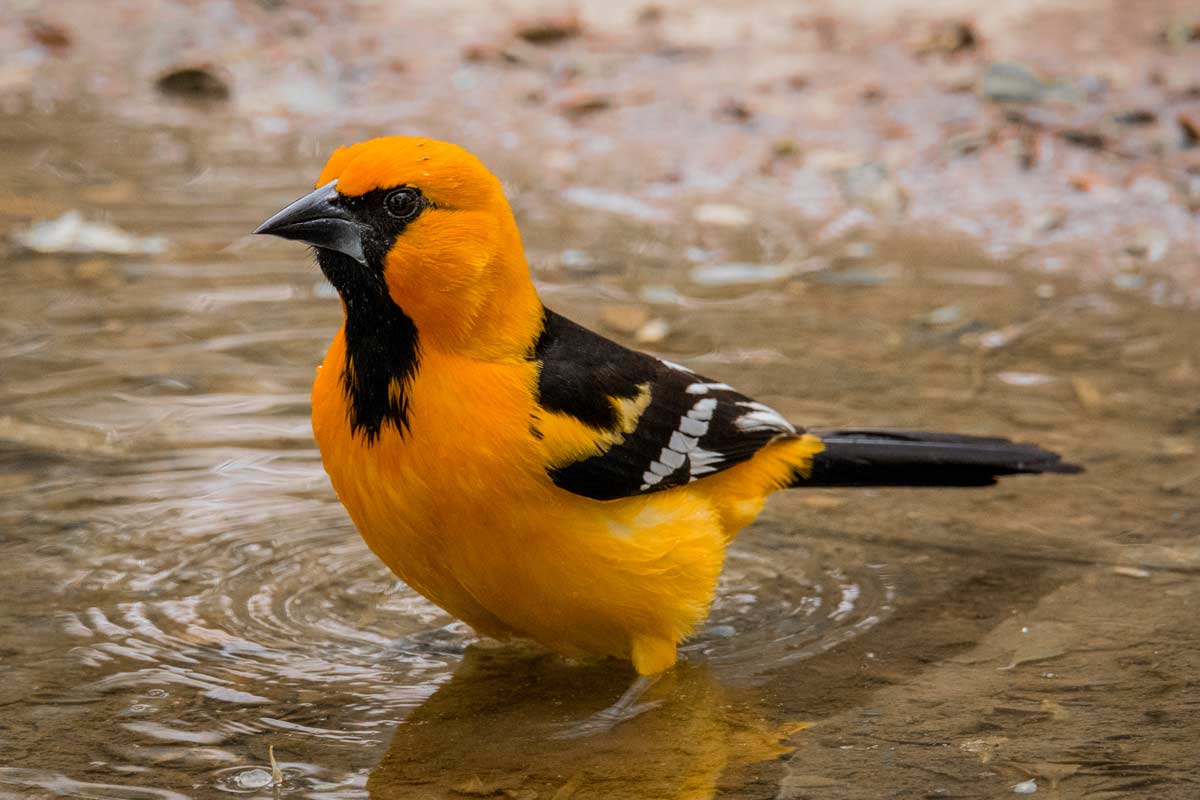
532, 309, 796, 501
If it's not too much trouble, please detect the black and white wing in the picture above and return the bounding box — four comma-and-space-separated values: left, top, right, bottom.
531, 308, 799, 501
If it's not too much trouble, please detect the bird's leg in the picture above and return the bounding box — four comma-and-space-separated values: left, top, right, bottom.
554, 673, 663, 739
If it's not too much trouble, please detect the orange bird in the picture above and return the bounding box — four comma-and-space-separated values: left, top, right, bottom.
255, 137, 1078, 726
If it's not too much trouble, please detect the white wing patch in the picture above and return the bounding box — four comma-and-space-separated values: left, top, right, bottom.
659, 358, 695, 374
640, 396, 724, 489
685, 381, 735, 394
733, 401, 796, 434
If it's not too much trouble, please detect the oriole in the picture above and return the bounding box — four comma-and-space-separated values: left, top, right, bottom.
255, 137, 1078, 712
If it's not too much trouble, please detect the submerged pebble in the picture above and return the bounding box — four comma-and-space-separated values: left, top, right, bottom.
229, 768, 273, 790
982, 63, 1079, 104
692, 203, 754, 227
561, 187, 671, 223
811, 267, 893, 287
155, 65, 231, 102
559, 248, 593, 272
690, 262, 795, 286
1012, 779, 1038, 794
639, 285, 684, 305
837, 163, 908, 218
14, 211, 167, 255
919, 305, 963, 326
635, 318, 671, 344
997, 371, 1056, 387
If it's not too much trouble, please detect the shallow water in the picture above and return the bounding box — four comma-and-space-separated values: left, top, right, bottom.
2, 114, 1199, 798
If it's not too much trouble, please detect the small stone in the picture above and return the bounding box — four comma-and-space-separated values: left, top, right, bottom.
910, 20, 978, 56
1125, 228, 1169, 263
717, 97, 753, 122
690, 263, 795, 286
14, 211, 167, 255
1016, 128, 1041, 170
635, 318, 671, 344
842, 241, 875, 259
772, 138, 801, 158
514, 14, 581, 45
982, 63, 1079, 104
1012, 779, 1038, 794
1112, 272, 1145, 290
232, 769, 273, 790
837, 163, 908, 218
561, 187, 671, 223
1178, 113, 1199, 149
945, 130, 990, 157
1113, 109, 1156, 126
919, 305, 963, 326
979, 323, 1025, 350
559, 248, 593, 272
1021, 209, 1065, 241
1162, 21, 1200, 47
1112, 565, 1152, 578
462, 42, 500, 62
692, 203, 754, 227
1181, 174, 1200, 212
816, 208, 876, 243
811, 267, 893, 286
639, 285, 684, 305
559, 92, 612, 119
155, 66, 230, 102
1060, 129, 1107, 150
637, 5, 665, 24
997, 371, 1056, 387
860, 84, 885, 103
26, 18, 72, 49
1068, 173, 1105, 192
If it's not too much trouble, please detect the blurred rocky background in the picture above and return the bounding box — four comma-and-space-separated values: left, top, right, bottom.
2, 0, 1198, 298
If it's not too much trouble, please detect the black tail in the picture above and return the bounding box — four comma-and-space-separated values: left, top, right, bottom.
795, 430, 1082, 488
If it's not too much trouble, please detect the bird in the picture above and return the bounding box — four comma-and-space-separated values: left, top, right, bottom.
255, 136, 1079, 729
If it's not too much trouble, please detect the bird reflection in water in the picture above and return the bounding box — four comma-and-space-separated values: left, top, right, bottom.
367, 643, 808, 799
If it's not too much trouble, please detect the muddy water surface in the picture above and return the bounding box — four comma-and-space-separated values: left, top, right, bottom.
1, 115, 1198, 799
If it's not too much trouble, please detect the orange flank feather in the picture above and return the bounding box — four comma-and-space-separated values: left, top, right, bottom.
253, 136, 1077, 680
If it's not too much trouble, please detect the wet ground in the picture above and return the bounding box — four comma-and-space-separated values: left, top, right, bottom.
2, 2, 1200, 798
1, 111, 1197, 800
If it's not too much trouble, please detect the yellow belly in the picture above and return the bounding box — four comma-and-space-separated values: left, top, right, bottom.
311, 330, 817, 674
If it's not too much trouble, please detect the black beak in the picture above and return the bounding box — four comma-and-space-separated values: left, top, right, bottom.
254, 180, 367, 265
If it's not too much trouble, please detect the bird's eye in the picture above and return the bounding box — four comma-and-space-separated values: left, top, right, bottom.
384, 188, 424, 222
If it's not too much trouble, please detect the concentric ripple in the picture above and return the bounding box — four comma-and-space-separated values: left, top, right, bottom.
686, 525, 897, 679
6, 434, 897, 796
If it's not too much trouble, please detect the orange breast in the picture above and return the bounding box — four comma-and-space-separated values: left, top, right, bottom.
310, 327, 818, 674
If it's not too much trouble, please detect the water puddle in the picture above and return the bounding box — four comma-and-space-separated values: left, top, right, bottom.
2, 113, 1198, 798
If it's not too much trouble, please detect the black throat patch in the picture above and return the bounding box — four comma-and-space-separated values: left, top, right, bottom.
317, 250, 419, 444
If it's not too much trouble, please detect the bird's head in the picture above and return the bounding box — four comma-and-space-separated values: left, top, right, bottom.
256, 137, 539, 356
